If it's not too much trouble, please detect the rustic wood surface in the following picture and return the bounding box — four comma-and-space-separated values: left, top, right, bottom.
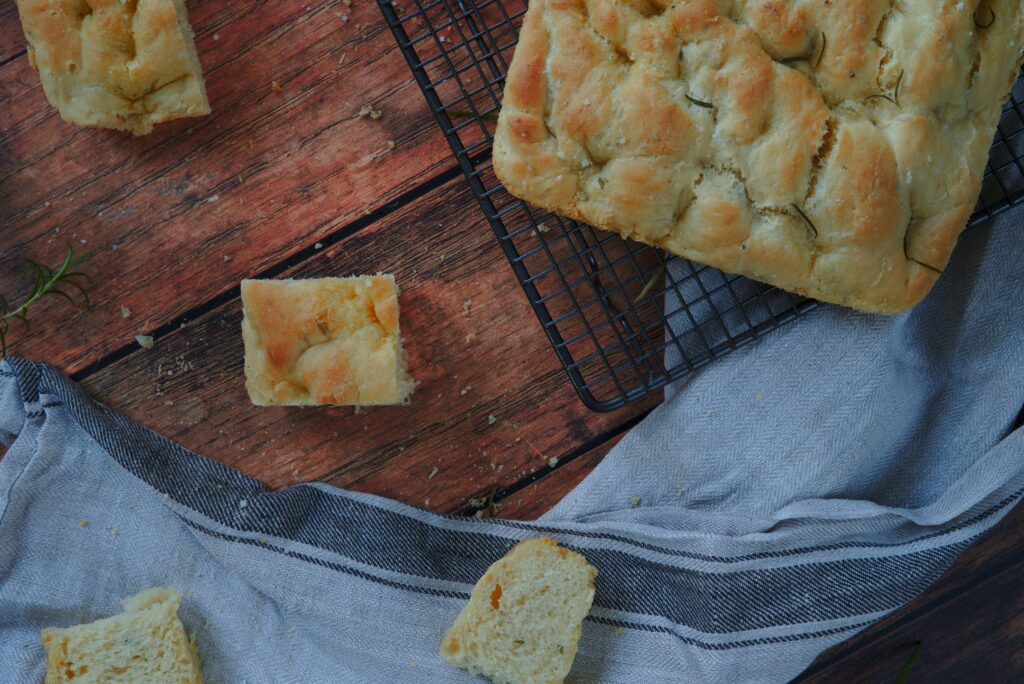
0, 1, 1020, 681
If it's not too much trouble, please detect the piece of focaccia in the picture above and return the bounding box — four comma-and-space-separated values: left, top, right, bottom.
494, 0, 1024, 313
241, 276, 415, 407
16, 0, 210, 135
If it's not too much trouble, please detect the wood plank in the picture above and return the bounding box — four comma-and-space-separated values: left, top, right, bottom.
80, 176, 660, 513
0, 3, 22, 65
494, 434, 623, 519
0, 0, 453, 373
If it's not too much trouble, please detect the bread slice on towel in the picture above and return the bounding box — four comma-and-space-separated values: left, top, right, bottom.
40, 587, 202, 684
440, 537, 597, 683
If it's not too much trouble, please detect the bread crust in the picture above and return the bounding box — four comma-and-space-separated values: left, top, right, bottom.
241, 276, 415, 406
494, 0, 1024, 313
15, 0, 210, 134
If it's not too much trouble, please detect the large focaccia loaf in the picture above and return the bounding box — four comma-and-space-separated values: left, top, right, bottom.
494, 0, 1024, 313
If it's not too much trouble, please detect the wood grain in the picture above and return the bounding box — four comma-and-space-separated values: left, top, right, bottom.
0, 0, 453, 373
81, 176, 660, 512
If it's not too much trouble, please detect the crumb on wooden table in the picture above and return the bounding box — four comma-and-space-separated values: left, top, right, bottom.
271, 80, 282, 93
359, 104, 383, 120
120, 305, 131, 319
428, 467, 439, 479
135, 335, 154, 350
547, 457, 559, 468
487, 414, 497, 425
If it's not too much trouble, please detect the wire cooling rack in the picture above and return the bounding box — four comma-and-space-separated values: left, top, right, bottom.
378, 0, 1024, 411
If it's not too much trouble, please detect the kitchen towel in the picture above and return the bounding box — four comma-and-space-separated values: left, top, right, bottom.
2, 205, 1023, 683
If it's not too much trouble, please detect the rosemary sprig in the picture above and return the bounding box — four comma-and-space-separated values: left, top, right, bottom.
686, 94, 713, 109
444, 109, 499, 121
866, 69, 905, 106
634, 262, 667, 304
904, 226, 943, 274
974, 6, 995, 29
895, 641, 922, 684
0, 246, 91, 358
791, 204, 818, 238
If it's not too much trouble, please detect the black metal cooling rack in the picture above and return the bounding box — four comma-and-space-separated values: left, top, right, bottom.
377, 0, 1024, 411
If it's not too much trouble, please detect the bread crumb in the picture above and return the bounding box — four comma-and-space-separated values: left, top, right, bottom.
120, 305, 131, 319
548, 457, 559, 468
428, 467, 439, 479
110, 528, 119, 536
135, 335, 154, 350
239, 499, 248, 509
463, 298, 472, 314
614, 626, 623, 636
387, 140, 396, 150
755, 392, 763, 401
536, 222, 550, 233
258, 537, 266, 545
271, 80, 282, 93
339, 53, 347, 65
488, 414, 497, 425
359, 104, 383, 120
461, 386, 472, 396
630, 496, 640, 507
465, 333, 476, 343
164, 400, 174, 406
78, 518, 89, 526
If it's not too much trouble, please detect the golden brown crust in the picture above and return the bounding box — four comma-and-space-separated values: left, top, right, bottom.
241, 276, 415, 407
15, 0, 210, 135
494, 0, 1024, 313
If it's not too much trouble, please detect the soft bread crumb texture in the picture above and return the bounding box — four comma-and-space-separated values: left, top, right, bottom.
241, 275, 416, 406
15, 0, 210, 134
493, 0, 1024, 313
440, 537, 597, 684
40, 587, 203, 684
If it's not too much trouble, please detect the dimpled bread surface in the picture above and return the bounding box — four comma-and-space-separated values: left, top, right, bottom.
241, 276, 415, 406
15, 0, 210, 134
494, 0, 1024, 313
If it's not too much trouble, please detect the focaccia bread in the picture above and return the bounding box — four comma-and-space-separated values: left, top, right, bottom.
16, 0, 210, 135
40, 587, 203, 684
440, 537, 597, 684
494, 0, 1024, 313
241, 276, 415, 406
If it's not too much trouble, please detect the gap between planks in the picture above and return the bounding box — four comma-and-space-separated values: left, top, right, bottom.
70, 161, 466, 382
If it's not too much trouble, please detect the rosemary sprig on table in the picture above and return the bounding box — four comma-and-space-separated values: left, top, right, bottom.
0, 246, 92, 358
895, 641, 922, 684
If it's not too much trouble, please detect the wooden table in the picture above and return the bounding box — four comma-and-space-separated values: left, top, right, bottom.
2, 2, 1020, 680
